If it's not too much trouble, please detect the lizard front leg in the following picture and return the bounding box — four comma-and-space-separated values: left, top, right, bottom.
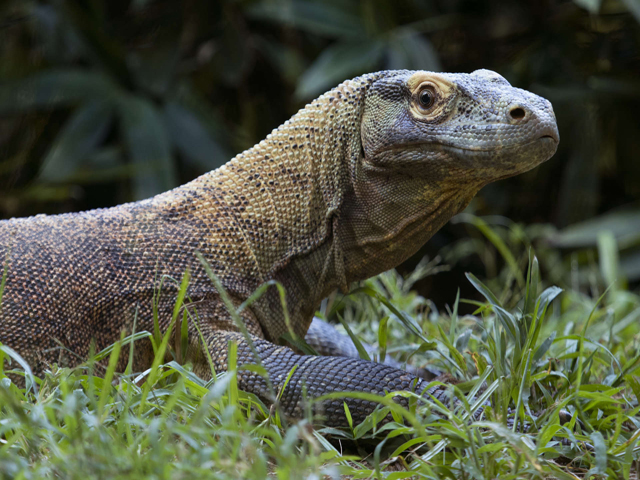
185, 314, 455, 428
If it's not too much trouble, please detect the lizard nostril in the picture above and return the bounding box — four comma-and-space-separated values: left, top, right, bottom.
509, 106, 526, 121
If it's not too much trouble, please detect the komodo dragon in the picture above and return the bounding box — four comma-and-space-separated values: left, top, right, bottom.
0, 69, 559, 427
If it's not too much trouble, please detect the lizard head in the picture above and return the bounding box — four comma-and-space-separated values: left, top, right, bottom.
338, 70, 559, 283
360, 69, 559, 181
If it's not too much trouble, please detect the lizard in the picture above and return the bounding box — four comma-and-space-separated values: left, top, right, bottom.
0, 69, 559, 428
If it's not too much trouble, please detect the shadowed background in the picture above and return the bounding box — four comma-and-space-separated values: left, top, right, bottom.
1, 0, 639, 308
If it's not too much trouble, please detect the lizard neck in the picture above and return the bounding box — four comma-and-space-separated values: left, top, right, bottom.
184, 74, 382, 339
333, 149, 487, 283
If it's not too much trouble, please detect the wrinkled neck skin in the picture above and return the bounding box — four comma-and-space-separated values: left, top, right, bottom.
338, 162, 482, 284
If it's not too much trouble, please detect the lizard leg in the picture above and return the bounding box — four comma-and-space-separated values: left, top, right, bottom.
305, 316, 441, 380
302, 322, 578, 432
190, 326, 453, 428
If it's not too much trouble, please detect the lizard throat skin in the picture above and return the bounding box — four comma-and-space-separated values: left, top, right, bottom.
0, 69, 558, 428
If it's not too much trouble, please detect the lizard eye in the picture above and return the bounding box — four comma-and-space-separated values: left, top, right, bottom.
417, 85, 436, 111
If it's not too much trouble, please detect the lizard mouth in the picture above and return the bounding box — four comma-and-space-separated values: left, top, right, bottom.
378, 128, 559, 156
538, 128, 560, 144
438, 135, 557, 153
366, 131, 559, 172
436, 134, 559, 179
439, 127, 560, 152
436, 135, 559, 167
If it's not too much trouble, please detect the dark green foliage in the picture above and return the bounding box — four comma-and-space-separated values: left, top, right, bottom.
0, 0, 638, 218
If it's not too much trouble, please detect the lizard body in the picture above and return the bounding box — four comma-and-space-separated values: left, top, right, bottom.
0, 69, 558, 426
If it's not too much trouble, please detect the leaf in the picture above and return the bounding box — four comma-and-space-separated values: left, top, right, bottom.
461, 216, 524, 287
128, 44, 179, 96
343, 402, 353, 430
513, 349, 532, 432
377, 316, 389, 364
336, 313, 371, 362
455, 328, 471, 352
38, 100, 113, 182
626, 375, 640, 404
523, 251, 539, 316
465, 272, 502, 308
259, 39, 306, 84
611, 353, 640, 387
119, 95, 176, 199
94, 331, 152, 362
280, 332, 318, 356
533, 331, 557, 363
276, 365, 297, 404
549, 209, 640, 249
196, 253, 274, 397
31, 5, 84, 64
86, 146, 124, 169
573, 0, 602, 14
98, 334, 122, 416
349, 286, 436, 348
247, 1, 365, 39
171, 269, 191, 327
588, 431, 608, 475
0, 70, 117, 114
620, 0, 640, 23
61, 3, 132, 88
0, 345, 38, 395
163, 102, 230, 171
214, 17, 253, 85
536, 286, 563, 317
385, 29, 441, 71
295, 40, 384, 100
597, 230, 625, 290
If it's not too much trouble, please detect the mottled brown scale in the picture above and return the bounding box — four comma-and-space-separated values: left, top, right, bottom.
0, 70, 558, 427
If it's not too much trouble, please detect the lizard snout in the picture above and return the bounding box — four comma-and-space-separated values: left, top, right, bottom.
506, 100, 560, 145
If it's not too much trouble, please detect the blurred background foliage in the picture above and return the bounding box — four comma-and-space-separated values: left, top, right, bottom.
0, 0, 639, 308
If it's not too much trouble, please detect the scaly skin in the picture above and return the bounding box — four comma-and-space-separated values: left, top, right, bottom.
305, 317, 443, 379
0, 70, 558, 427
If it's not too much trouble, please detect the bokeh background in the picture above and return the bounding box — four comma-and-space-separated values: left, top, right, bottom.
1, 0, 639, 308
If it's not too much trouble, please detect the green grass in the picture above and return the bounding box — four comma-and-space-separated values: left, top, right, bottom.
1, 222, 639, 479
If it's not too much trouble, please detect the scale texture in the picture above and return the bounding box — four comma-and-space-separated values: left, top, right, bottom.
0, 69, 558, 427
